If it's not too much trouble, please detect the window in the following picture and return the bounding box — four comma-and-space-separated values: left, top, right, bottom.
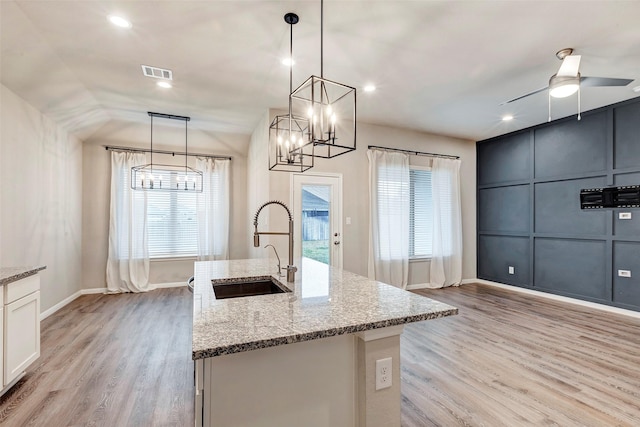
146, 191, 198, 258
409, 167, 432, 258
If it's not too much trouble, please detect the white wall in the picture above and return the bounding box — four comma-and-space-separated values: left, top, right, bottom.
249, 111, 476, 284
81, 122, 249, 289
0, 84, 83, 312
246, 111, 271, 259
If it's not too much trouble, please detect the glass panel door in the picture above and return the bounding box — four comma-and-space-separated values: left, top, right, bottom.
292, 174, 343, 268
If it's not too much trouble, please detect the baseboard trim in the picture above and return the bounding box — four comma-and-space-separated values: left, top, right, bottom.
82, 288, 107, 295
472, 278, 640, 320
152, 282, 185, 289
407, 278, 475, 291
40, 282, 187, 320
40, 290, 83, 320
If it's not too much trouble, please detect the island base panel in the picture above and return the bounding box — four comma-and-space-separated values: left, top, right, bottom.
197, 326, 405, 427
356, 331, 401, 427
201, 334, 357, 427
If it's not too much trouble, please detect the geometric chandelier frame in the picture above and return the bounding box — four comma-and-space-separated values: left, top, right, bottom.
268, 12, 314, 173
131, 112, 203, 192
289, 0, 356, 159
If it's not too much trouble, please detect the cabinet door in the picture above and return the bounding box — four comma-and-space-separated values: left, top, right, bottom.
4, 291, 40, 385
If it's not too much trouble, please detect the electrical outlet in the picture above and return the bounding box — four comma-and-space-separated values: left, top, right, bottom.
618, 270, 632, 278
619, 212, 632, 220
375, 357, 392, 390
508, 266, 515, 275
346, 216, 351, 225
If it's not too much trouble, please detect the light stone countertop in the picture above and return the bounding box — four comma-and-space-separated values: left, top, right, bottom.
0, 266, 46, 286
192, 258, 457, 359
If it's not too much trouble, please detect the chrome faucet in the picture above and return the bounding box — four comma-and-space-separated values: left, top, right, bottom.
264, 244, 283, 277
253, 200, 297, 282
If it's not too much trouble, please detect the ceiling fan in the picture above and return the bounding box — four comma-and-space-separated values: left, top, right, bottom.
501, 48, 634, 105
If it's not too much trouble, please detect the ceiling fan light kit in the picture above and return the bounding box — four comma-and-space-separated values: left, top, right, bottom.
549, 74, 580, 98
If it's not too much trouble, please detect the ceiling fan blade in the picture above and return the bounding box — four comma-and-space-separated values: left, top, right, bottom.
580, 76, 634, 87
500, 86, 548, 105
557, 55, 581, 77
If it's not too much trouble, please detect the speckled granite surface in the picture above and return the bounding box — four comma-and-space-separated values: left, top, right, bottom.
0, 266, 46, 286
192, 258, 457, 360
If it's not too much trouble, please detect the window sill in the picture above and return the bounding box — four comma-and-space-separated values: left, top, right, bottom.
409, 256, 432, 262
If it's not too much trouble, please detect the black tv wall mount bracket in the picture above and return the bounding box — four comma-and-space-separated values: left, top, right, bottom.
580, 185, 640, 209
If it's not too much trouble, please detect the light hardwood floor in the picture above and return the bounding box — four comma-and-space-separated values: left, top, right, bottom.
0, 288, 194, 427
1, 284, 639, 426
402, 285, 640, 427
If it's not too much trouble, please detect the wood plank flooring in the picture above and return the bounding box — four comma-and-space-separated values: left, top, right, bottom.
402, 284, 640, 427
1, 283, 639, 426
0, 288, 194, 427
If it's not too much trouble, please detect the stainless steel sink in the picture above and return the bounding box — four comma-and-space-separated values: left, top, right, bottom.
212, 277, 291, 299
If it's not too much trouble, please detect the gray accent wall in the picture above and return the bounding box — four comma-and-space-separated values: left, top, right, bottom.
477, 96, 640, 311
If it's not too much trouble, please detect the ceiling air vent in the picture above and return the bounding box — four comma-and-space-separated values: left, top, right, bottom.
141, 65, 173, 80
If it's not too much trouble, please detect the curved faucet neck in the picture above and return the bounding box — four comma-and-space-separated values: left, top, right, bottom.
254, 200, 292, 227
253, 200, 297, 282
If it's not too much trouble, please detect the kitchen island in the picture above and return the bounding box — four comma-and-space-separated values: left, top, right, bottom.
192, 258, 457, 427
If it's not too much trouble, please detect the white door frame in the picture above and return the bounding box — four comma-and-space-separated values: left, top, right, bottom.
290, 173, 343, 269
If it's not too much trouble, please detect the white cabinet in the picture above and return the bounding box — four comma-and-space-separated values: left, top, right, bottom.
2, 274, 40, 388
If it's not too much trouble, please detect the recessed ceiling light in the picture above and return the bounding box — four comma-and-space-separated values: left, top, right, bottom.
363, 85, 376, 92
633, 85, 640, 93
281, 57, 295, 67
108, 15, 132, 29
502, 114, 514, 121
157, 81, 172, 89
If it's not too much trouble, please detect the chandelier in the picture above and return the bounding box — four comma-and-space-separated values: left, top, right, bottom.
289, 0, 356, 159
268, 13, 314, 172
131, 112, 203, 192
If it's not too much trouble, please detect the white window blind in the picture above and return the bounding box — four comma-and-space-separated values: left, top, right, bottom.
377, 163, 411, 259
147, 190, 198, 258
410, 167, 433, 258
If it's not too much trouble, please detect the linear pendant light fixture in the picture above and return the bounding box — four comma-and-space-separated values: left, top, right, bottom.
131, 112, 203, 192
290, 0, 356, 159
268, 13, 314, 172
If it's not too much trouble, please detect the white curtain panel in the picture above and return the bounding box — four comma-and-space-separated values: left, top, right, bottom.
196, 158, 230, 261
106, 151, 150, 293
429, 157, 463, 288
367, 149, 410, 289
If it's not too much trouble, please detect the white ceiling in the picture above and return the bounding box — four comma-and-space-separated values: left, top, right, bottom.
2, 0, 640, 145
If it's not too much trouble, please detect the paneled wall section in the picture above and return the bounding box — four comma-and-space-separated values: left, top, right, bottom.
477, 97, 640, 311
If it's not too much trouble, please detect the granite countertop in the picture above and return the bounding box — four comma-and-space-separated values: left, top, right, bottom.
192, 258, 457, 360
0, 266, 46, 286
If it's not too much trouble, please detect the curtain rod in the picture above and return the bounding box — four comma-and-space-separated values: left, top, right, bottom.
368, 145, 459, 160
103, 145, 232, 160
